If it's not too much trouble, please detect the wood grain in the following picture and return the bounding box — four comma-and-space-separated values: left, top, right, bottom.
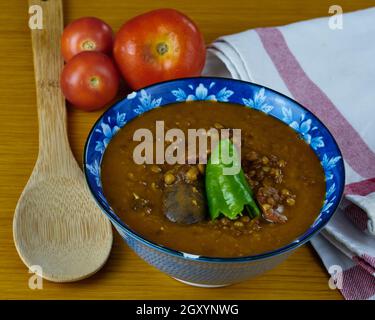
27, 0, 73, 174
1, 0, 373, 299
12, 0, 113, 283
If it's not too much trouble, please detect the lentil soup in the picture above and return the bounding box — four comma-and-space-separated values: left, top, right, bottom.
101, 102, 326, 257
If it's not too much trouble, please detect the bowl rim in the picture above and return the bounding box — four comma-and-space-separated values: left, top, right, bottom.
83, 76, 345, 263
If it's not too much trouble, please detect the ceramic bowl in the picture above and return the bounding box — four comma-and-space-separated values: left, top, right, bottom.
84, 77, 345, 286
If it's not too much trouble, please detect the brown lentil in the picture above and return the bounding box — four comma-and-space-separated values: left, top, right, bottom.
164, 173, 175, 185
150, 165, 162, 173
186, 166, 199, 181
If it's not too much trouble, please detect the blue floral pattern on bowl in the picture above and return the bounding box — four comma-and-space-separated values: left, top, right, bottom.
84, 77, 345, 286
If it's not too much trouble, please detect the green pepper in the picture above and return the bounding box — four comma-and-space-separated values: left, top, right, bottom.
205, 139, 260, 220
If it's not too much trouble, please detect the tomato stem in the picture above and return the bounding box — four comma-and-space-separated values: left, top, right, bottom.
82, 40, 96, 51
156, 42, 168, 56
89, 76, 100, 88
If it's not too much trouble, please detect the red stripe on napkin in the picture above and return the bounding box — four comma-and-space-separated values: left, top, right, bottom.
341, 264, 375, 300
344, 204, 368, 231
362, 254, 375, 270
256, 27, 375, 179
345, 178, 375, 196
353, 255, 375, 275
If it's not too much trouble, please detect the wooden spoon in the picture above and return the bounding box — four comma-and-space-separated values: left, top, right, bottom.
13, 0, 113, 282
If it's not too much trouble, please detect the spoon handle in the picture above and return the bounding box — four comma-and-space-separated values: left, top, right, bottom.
29, 0, 74, 174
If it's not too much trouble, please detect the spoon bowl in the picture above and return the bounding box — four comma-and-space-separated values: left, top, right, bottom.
14, 177, 112, 282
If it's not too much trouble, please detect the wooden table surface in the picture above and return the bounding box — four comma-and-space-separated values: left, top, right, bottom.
1, 0, 373, 300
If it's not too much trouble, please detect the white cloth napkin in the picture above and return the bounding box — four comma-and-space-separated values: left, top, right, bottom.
203, 7, 375, 300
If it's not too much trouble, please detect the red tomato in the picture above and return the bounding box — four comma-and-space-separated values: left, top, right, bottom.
61, 17, 114, 62
113, 9, 206, 90
60, 51, 119, 111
